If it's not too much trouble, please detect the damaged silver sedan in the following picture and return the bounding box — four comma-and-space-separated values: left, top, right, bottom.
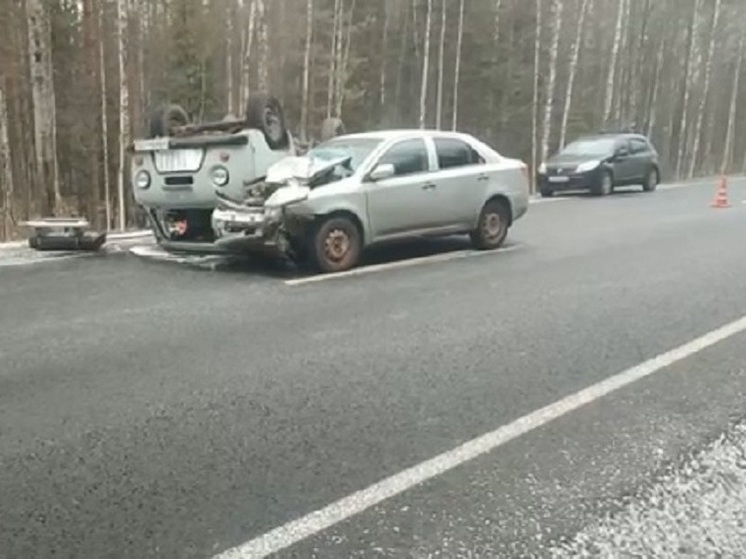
211, 130, 531, 273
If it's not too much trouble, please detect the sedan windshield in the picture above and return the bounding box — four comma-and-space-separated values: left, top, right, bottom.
560, 137, 617, 158
307, 137, 383, 173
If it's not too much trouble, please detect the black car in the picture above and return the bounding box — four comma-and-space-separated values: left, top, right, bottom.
536, 133, 661, 197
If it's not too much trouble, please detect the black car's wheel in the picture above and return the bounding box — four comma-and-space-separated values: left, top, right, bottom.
309, 216, 362, 273
592, 170, 613, 196
642, 167, 659, 192
147, 104, 190, 138
245, 93, 289, 150
470, 198, 511, 250
540, 188, 554, 198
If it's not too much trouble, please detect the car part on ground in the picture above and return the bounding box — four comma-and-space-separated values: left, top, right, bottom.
21, 218, 107, 252
210, 129, 530, 274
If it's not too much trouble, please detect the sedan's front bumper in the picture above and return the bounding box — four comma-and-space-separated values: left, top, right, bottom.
211, 207, 290, 255
537, 168, 603, 192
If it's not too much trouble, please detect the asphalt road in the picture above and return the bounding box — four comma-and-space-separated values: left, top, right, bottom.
2, 178, 746, 558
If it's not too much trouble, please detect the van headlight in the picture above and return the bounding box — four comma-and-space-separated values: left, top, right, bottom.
135, 170, 151, 189
211, 166, 230, 187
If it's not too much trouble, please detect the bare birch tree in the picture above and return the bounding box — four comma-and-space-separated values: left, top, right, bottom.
540, 0, 562, 163
451, 0, 465, 130
116, 0, 129, 230
559, 0, 591, 149
255, 0, 269, 92
531, 0, 541, 189
418, 0, 433, 129
300, 0, 313, 142
240, 0, 257, 109
434, 0, 446, 130
602, 0, 626, 126
687, 0, 721, 178
26, 0, 62, 214
675, 0, 702, 178
0, 79, 13, 238
99, 0, 112, 229
723, 35, 744, 173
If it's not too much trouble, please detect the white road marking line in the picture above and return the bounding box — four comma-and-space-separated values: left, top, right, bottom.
213, 314, 746, 559
284, 245, 521, 286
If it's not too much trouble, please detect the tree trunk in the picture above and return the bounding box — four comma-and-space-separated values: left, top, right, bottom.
451, 0, 464, 131
0, 79, 14, 239
418, 0, 432, 129
687, 0, 721, 178
434, 0, 446, 130
539, 0, 562, 163
240, 0, 257, 110
327, 0, 341, 118
116, 0, 129, 230
674, 0, 702, 178
334, 0, 356, 118
226, 4, 234, 115
559, 0, 591, 150
26, 0, 62, 215
602, 0, 626, 126
300, 0, 313, 142
99, 0, 111, 230
379, 2, 389, 113
530, 0, 541, 192
723, 36, 744, 173
255, 0, 269, 92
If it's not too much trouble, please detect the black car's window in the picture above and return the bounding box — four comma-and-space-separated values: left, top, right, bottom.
377, 139, 430, 177
560, 137, 617, 157
434, 138, 484, 169
630, 138, 649, 154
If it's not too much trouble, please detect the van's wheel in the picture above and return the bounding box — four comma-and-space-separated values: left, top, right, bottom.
320, 117, 346, 142
310, 216, 362, 273
642, 168, 659, 192
470, 199, 510, 250
592, 171, 613, 196
245, 93, 289, 150
147, 104, 190, 138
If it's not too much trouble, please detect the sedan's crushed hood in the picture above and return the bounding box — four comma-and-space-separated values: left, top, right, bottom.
266, 154, 352, 187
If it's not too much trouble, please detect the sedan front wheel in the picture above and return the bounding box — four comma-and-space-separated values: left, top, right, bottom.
310, 216, 362, 274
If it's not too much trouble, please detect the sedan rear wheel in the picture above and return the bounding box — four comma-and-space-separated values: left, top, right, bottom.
470, 199, 510, 250
310, 216, 362, 273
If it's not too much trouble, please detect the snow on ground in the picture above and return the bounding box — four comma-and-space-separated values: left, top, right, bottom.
551, 422, 746, 558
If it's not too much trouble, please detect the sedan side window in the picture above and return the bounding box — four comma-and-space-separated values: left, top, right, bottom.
434, 138, 484, 170
377, 139, 430, 177
630, 138, 649, 154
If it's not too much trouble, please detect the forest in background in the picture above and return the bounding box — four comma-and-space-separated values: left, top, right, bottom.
0, 0, 744, 239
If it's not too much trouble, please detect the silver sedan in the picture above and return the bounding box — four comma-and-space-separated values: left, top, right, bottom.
212, 130, 530, 273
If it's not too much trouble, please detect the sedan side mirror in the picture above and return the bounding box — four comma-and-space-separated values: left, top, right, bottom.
615, 147, 629, 158
368, 163, 396, 182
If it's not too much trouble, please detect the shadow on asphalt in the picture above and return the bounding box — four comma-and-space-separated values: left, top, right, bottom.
153, 235, 514, 280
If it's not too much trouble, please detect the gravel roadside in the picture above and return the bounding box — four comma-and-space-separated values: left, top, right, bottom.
551, 421, 746, 558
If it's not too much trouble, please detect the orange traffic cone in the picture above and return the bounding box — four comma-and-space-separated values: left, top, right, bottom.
711, 175, 731, 208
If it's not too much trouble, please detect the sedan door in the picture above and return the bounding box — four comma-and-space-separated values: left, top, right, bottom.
427, 136, 488, 229
363, 137, 440, 239
628, 137, 654, 182
612, 139, 637, 183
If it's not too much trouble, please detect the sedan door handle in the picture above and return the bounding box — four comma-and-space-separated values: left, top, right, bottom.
421, 182, 437, 190
477, 174, 489, 182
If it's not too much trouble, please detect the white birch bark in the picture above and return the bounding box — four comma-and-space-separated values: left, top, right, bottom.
687, 0, 721, 178
300, 0, 313, 142
99, 2, 111, 230
26, 0, 62, 213
327, 0, 341, 117
539, 0, 562, 164
240, 0, 257, 110
602, 0, 626, 126
116, 0, 129, 230
451, 0, 465, 131
226, 6, 234, 115
379, 2, 389, 110
645, 39, 664, 138
675, 0, 702, 178
724, 36, 744, 173
255, 0, 269, 92
559, 0, 590, 149
418, 0, 432, 129
530, 0, 541, 190
0, 80, 14, 239
434, 0, 446, 130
